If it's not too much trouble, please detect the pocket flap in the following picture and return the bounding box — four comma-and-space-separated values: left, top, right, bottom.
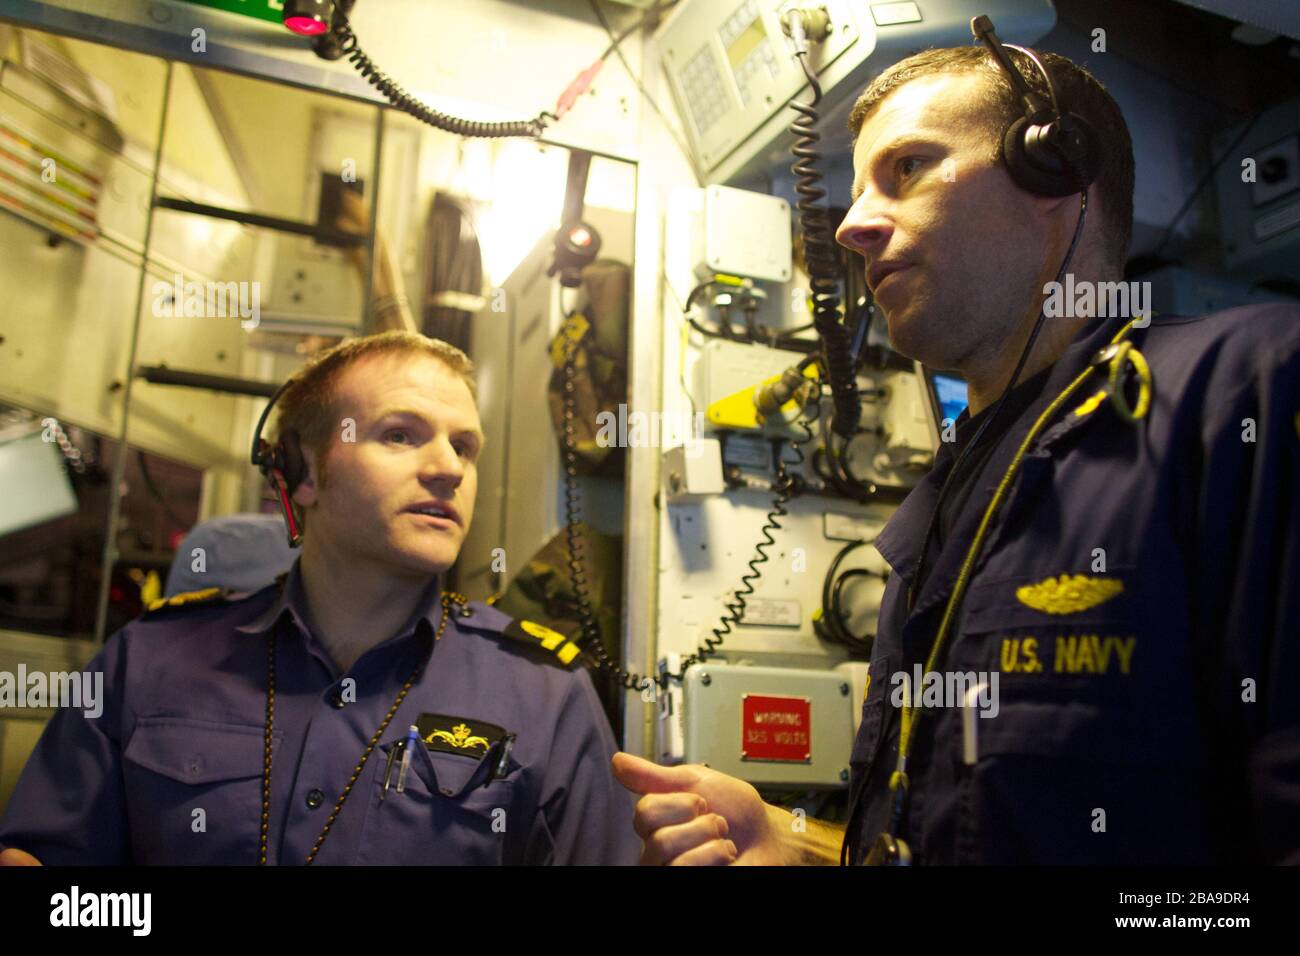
124, 717, 271, 784
379, 738, 519, 804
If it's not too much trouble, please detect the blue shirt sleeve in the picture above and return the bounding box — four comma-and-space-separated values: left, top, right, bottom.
0, 629, 132, 864
532, 668, 641, 865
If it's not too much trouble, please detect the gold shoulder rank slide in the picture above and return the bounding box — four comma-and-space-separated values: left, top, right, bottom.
501, 619, 582, 668
144, 587, 226, 615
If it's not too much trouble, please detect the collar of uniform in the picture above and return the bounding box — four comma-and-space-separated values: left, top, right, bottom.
371, 573, 445, 652
298, 567, 447, 660
448, 599, 510, 632
873, 312, 1124, 588
232, 559, 443, 649
234, 559, 304, 636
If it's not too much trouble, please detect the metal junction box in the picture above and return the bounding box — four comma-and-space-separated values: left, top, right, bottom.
663, 661, 856, 789
686, 184, 793, 282
1214, 95, 1300, 282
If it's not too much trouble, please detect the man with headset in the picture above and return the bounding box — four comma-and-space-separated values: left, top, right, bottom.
0, 331, 640, 865
614, 22, 1299, 864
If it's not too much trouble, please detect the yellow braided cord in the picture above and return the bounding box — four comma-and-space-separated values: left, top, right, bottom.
895, 318, 1141, 764
1107, 340, 1153, 422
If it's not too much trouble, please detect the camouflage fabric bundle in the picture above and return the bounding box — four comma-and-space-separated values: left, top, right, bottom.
546, 260, 630, 479
489, 522, 624, 730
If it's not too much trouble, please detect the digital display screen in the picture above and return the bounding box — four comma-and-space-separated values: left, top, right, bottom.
931, 372, 968, 426
726, 18, 767, 70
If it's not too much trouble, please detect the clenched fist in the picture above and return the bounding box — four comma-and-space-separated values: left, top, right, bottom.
611, 752, 794, 866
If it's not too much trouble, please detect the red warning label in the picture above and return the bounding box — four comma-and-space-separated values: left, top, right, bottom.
741, 694, 811, 762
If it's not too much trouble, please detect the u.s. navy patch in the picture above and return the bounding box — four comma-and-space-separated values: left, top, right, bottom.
416, 713, 507, 759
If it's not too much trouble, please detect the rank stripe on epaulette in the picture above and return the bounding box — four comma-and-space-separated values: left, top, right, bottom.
502, 620, 581, 666
145, 587, 225, 613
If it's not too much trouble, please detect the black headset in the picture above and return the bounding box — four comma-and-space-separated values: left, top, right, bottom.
251, 380, 306, 548
972, 14, 1102, 197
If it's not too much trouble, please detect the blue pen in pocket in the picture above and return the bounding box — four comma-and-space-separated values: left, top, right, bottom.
395, 723, 421, 794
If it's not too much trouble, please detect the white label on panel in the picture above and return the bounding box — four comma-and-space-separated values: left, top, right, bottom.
738, 597, 802, 627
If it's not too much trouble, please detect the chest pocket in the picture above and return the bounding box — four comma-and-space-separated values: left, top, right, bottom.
356, 736, 521, 865
947, 568, 1203, 755
956, 566, 1126, 673
942, 572, 1211, 863
122, 717, 279, 864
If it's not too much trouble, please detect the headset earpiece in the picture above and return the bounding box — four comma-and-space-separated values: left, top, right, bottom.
971, 15, 1102, 199
1002, 109, 1102, 197
278, 428, 306, 494
250, 379, 304, 548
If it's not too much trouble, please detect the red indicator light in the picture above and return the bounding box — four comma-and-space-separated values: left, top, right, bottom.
285, 16, 330, 36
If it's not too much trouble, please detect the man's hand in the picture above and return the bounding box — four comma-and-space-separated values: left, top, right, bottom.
612, 752, 794, 865
0, 848, 42, 866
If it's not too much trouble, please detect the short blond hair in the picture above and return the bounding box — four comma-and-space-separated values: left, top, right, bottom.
271, 331, 476, 492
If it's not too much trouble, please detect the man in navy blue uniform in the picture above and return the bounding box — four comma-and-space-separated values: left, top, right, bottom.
614, 43, 1298, 864
0, 332, 640, 865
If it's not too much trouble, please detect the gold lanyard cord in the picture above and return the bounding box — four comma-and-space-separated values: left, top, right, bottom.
258, 590, 467, 866
888, 318, 1150, 832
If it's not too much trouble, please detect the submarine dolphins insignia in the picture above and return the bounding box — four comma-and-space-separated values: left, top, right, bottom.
1015, 574, 1123, 615
426, 722, 491, 752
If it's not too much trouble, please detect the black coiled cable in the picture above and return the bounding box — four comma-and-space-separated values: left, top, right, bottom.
680, 416, 815, 679
559, 336, 648, 692
788, 52, 859, 439
336, 18, 556, 139
560, 332, 817, 692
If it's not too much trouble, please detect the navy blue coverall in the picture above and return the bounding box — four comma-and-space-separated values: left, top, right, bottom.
845, 304, 1300, 864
